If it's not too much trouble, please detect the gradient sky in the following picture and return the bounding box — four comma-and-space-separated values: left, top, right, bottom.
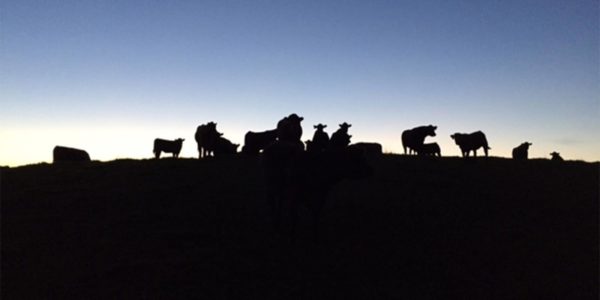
1, 0, 598, 166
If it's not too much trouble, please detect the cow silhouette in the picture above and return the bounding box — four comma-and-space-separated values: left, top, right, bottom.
550, 152, 564, 161
195, 122, 222, 158
53, 146, 91, 163
350, 142, 383, 157
329, 122, 352, 149
153, 138, 184, 159
242, 129, 278, 155
263, 141, 372, 242
213, 136, 239, 157
512, 142, 532, 160
306, 124, 329, 153
401, 125, 437, 155
277, 114, 303, 142
415, 142, 441, 157
451, 131, 490, 157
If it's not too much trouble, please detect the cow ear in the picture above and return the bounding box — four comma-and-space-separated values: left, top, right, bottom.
323, 125, 327, 128
314, 125, 317, 129
348, 124, 352, 127
299, 117, 304, 121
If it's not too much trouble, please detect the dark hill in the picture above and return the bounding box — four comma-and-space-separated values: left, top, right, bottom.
2, 155, 598, 299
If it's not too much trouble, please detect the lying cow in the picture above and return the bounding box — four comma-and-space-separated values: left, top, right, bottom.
512, 142, 532, 160
550, 152, 564, 161
242, 129, 278, 155
415, 142, 441, 157
153, 138, 184, 159
263, 141, 372, 242
350, 142, 383, 157
213, 137, 239, 157
451, 131, 490, 157
53, 146, 91, 163
402, 125, 437, 155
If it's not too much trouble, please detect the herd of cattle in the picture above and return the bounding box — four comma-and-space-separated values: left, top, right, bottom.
51, 113, 565, 163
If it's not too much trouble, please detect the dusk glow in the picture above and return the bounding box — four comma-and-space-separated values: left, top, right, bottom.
2, 0, 598, 166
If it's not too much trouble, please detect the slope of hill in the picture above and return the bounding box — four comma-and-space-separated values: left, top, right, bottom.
2, 155, 598, 299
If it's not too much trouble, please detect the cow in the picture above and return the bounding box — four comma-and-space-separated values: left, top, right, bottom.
195, 122, 222, 158
153, 138, 184, 159
350, 142, 383, 157
415, 142, 441, 157
213, 137, 239, 157
401, 125, 437, 155
550, 152, 564, 161
512, 142, 532, 160
241, 129, 278, 155
450, 131, 490, 157
53, 146, 91, 163
306, 124, 330, 153
276, 113, 304, 146
263, 140, 372, 242
329, 122, 352, 149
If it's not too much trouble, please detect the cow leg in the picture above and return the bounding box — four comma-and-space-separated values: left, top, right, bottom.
474, 150, 477, 157
484, 148, 489, 157
155, 151, 160, 159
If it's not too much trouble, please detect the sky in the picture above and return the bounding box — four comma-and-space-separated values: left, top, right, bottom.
1, 0, 598, 166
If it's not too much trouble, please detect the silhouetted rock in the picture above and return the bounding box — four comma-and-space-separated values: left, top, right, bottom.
415, 142, 441, 157
263, 140, 372, 242
550, 151, 564, 161
512, 142, 532, 160
242, 129, 278, 155
53, 146, 91, 163
329, 122, 352, 149
213, 137, 239, 157
195, 122, 222, 158
451, 131, 490, 157
350, 142, 383, 157
306, 124, 329, 153
153, 138, 184, 159
401, 125, 437, 155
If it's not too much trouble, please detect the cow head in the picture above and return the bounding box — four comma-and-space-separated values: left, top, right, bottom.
314, 124, 327, 130
288, 113, 304, 122
521, 142, 532, 149
426, 125, 437, 137
339, 122, 352, 131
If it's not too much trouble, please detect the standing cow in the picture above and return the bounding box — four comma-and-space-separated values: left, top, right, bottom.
195, 122, 222, 158
242, 129, 278, 155
450, 131, 490, 157
401, 125, 437, 155
153, 138, 184, 159
512, 142, 532, 160
53, 146, 91, 163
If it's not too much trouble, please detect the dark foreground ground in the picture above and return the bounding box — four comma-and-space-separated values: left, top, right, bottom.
2, 155, 598, 299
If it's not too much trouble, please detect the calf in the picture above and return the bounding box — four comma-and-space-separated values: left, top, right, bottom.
512, 142, 532, 160
153, 138, 184, 159
451, 131, 490, 157
263, 141, 372, 242
213, 137, 239, 157
53, 146, 91, 163
415, 142, 441, 157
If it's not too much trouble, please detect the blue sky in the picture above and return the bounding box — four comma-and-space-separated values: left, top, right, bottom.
1, 0, 598, 166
